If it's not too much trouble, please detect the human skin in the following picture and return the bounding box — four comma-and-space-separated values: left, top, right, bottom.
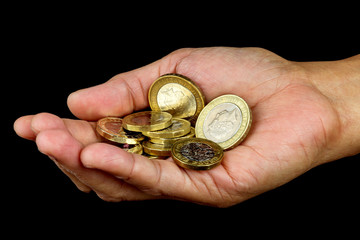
13, 47, 360, 207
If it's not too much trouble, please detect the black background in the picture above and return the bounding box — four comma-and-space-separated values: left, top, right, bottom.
4, 3, 359, 236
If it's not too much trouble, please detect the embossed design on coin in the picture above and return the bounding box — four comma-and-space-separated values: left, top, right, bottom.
195, 94, 252, 150
148, 74, 205, 122
157, 83, 197, 118
203, 103, 242, 143
171, 138, 224, 170
180, 142, 214, 162
104, 121, 122, 133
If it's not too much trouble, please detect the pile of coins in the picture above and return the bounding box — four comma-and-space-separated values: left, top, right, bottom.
96, 74, 252, 170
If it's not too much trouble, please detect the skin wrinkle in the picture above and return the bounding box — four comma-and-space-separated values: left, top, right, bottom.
63, 120, 100, 146
142, 160, 164, 196
194, 174, 217, 201
123, 72, 151, 111
133, 74, 147, 107
311, 116, 328, 166
180, 169, 203, 201
189, 173, 220, 205
115, 80, 136, 114
163, 48, 192, 75
206, 169, 239, 205
174, 50, 218, 98
235, 145, 266, 188
80, 153, 149, 202
221, 149, 264, 196
221, 159, 243, 194
120, 154, 164, 197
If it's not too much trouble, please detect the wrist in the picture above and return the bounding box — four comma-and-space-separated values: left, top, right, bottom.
298, 54, 360, 161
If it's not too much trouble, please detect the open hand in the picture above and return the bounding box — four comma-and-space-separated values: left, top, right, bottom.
14, 47, 359, 207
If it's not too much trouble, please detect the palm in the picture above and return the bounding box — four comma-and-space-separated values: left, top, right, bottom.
15, 47, 338, 207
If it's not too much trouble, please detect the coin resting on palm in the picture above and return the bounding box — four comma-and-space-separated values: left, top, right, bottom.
171, 138, 224, 170
180, 142, 214, 161
195, 94, 252, 150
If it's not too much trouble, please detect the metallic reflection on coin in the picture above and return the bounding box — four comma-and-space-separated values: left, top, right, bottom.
148, 74, 205, 123
157, 83, 196, 118
195, 94, 252, 150
150, 127, 195, 147
142, 140, 172, 157
171, 138, 224, 170
203, 102, 242, 142
96, 117, 145, 144
120, 143, 143, 154
122, 111, 172, 132
142, 118, 191, 139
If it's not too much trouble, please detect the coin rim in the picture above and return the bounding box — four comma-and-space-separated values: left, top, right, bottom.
171, 138, 224, 170
122, 111, 172, 132
142, 118, 191, 139
195, 94, 252, 150
148, 74, 205, 123
150, 127, 195, 146
142, 140, 172, 157
123, 144, 143, 154
96, 117, 145, 144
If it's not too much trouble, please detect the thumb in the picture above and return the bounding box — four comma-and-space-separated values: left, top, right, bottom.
67, 48, 193, 121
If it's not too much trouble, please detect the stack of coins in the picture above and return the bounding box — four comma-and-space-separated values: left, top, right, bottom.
141, 118, 194, 157
96, 74, 252, 170
122, 111, 191, 157
96, 117, 145, 154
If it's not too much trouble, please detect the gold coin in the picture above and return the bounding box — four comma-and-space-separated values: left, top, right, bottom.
195, 94, 252, 150
148, 74, 205, 123
150, 127, 195, 147
142, 118, 191, 139
96, 117, 145, 144
120, 143, 143, 154
171, 138, 224, 170
142, 153, 169, 160
103, 140, 143, 154
122, 111, 172, 132
142, 140, 172, 157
